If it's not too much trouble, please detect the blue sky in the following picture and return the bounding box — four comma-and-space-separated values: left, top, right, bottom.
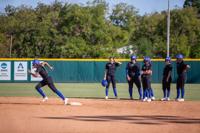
0, 0, 185, 15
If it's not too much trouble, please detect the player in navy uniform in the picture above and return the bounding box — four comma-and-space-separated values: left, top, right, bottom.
28, 59, 68, 105
126, 55, 142, 100
161, 57, 172, 101
148, 58, 155, 100
141, 57, 152, 102
176, 54, 190, 102
104, 57, 122, 99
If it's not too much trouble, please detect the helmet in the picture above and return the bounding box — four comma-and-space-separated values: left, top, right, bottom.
176, 54, 184, 59
101, 79, 108, 87
32, 59, 40, 65
131, 55, 137, 60
144, 56, 151, 62
165, 56, 171, 62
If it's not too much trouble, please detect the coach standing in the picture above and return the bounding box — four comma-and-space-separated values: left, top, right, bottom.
104, 57, 122, 99
176, 54, 190, 102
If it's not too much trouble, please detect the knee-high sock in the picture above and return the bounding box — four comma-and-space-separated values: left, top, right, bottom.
36, 88, 46, 98
138, 88, 142, 99
148, 89, 151, 98
150, 88, 154, 97
105, 88, 109, 96
163, 88, 166, 98
54, 89, 65, 100
181, 88, 185, 98
143, 89, 148, 99
176, 88, 180, 99
167, 89, 170, 98
143, 89, 146, 98
129, 88, 133, 98
113, 88, 118, 97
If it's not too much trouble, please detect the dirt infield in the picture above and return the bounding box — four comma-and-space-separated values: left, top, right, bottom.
0, 97, 200, 133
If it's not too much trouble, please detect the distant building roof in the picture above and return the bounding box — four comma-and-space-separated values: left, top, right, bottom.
117, 45, 133, 54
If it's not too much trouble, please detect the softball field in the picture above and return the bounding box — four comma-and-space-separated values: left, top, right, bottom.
0, 97, 200, 133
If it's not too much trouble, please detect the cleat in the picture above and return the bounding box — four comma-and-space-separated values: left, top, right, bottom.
142, 97, 147, 102
161, 98, 166, 101
176, 98, 184, 102
64, 98, 69, 105
151, 97, 155, 101
175, 98, 180, 101
130, 97, 133, 100
147, 98, 151, 102
179, 98, 184, 102
42, 97, 48, 102
105, 96, 108, 100
115, 96, 120, 100
166, 97, 170, 101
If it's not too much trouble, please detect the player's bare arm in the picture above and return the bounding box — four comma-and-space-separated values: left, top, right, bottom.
104, 70, 107, 80
127, 75, 131, 81
113, 58, 122, 65
166, 71, 171, 82
183, 64, 191, 73
41, 62, 54, 70
28, 69, 39, 77
143, 70, 152, 75
117, 61, 122, 65
116, 61, 122, 65
187, 65, 191, 69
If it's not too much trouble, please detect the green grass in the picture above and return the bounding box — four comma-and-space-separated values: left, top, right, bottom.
0, 83, 199, 101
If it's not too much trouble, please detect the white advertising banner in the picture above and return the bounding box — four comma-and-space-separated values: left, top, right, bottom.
14, 62, 27, 80
0, 62, 11, 80
30, 61, 43, 81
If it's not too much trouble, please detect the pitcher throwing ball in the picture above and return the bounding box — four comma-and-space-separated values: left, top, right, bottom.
28, 59, 68, 105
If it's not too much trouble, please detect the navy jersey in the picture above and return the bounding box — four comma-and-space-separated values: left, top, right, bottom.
177, 61, 187, 76
141, 64, 151, 78
36, 65, 49, 79
163, 64, 172, 78
126, 62, 140, 77
105, 62, 120, 76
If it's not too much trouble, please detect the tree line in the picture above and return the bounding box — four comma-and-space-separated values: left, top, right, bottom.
0, 0, 199, 58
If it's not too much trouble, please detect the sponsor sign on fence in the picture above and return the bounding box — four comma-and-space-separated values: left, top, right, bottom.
14, 62, 27, 80
0, 62, 11, 80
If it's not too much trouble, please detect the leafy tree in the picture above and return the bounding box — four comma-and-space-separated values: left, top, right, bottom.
110, 3, 138, 32
0, 0, 199, 58
169, 8, 200, 57
134, 37, 153, 57
184, 0, 200, 13
129, 12, 165, 58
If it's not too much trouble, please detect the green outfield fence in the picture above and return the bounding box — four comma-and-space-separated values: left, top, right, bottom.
0, 58, 200, 83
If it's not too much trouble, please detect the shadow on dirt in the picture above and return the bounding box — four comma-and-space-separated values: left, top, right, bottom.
38, 115, 200, 125
0, 102, 63, 106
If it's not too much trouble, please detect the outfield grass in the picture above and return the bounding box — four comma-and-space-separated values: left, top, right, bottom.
0, 83, 199, 100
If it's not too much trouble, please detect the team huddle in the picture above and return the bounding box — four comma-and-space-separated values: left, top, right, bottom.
102, 54, 190, 102
28, 54, 190, 105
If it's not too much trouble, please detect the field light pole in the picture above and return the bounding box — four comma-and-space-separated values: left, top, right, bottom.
167, 0, 170, 57
9, 34, 12, 58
